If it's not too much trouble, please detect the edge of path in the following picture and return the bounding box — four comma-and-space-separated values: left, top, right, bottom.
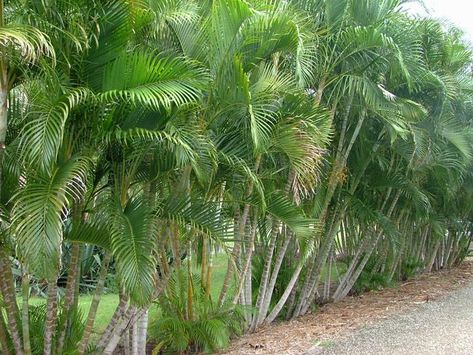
222, 260, 473, 355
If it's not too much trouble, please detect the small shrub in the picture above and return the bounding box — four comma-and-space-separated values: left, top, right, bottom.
352, 256, 391, 294
400, 258, 423, 281
149, 269, 244, 354
26, 304, 85, 355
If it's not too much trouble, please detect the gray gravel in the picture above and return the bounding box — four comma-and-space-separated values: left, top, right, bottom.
319, 280, 473, 355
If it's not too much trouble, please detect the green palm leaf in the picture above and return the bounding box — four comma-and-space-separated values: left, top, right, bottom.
13, 156, 90, 278
100, 51, 208, 110
109, 197, 157, 305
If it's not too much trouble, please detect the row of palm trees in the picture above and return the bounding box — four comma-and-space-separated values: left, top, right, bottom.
0, 0, 472, 354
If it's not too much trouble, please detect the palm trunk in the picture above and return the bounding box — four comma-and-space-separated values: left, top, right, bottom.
332, 231, 372, 300
293, 112, 366, 318
425, 239, 441, 273
0, 39, 16, 348
0, 310, 10, 355
0, 51, 8, 154
265, 263, 303, 324
0, 0, 8, 203
294, 116, 378, 316
296, 217, 342, 317
323, 251, 333, 302
205, 252, 213, 300
218, 209, 243, 306
0, 250, 23, 355
333, 232, 378, 301
415, 228, 428, 265
43, 279, 58, 355
0, 23, 11, 355
285, 278, 298, 320
0, 85, 7, 151
232, 213, 258, 305
131, 320, 138, 355
136, 310, 149, 354
78, 252, 111, 354
388, 237, 406, 282
103, 307, 139, 355
219, 206, 250, 305
219, 156, 261, 306
337, 234, 380, 299
201, 235, 208, 293
98, 276, 170, 355
257, 232, 293, 325
250, 220, 280, 331
57, 242, 81, 354
251, 171, 294, 329
123, 330, 131, 355
335, 191, 401, 300
21, 270, 31, 355
95, 291, 129, 352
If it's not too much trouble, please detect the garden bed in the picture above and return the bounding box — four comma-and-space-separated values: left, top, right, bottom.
223, 260, 473, 354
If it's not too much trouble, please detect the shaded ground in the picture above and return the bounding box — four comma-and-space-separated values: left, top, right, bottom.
224, 261, 473, 355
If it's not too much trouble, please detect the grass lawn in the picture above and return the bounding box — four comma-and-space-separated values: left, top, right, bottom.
19, 253, 230, 335
26, 293, 119, 334
19, 254, 343, 337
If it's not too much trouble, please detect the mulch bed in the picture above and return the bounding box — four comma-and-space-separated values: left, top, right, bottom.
223, 261, 473, 355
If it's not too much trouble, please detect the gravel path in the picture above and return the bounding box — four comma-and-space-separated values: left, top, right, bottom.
319, 280, 473, 355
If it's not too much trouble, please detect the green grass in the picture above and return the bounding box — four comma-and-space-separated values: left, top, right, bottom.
25, 293, 119, 334
18, 253, 230, 335
320, 261, 347, 282
208, 252, 233, 300
18, 253, 338, 336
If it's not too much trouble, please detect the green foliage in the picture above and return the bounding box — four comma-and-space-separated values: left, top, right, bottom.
25, 304, 85, 355
400, 258, 424, 281
109, 197, 157, 306
352, 256, 392, 295
150, 269, 244, 354
1, 0, 473, 353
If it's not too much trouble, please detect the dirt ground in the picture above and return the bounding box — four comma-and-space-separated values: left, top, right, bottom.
223, 261, 473, 355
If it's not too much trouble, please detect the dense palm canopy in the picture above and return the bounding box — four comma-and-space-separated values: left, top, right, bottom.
0, 0, 472, 354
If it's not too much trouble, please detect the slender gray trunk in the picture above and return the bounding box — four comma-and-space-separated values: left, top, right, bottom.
0, 310, 10, 355
123, 330, 131, 355
103, 307, 140, 355
251, 171, 295, 329
0, 250, 23, 355
257, 232, 293, 326
332, 231, 372, 300
425, 240, 441, 273
21, 270, 31, 355
265, 263, 303, 324
333, 233, 379, 301
43, 279, 58, 355
131, 319, 138, 355
334, 191, 401, 300
250, 220, 279, 331
0, 87, 6, 150
136, 310, 149, 354
219, 157, 261, 306
95, 292, 129, 352
232, 214, 258, 305
57, 242, 81, 354
78, 252, 111, 354
293, 112, 367, 317
285, 277, 298, 320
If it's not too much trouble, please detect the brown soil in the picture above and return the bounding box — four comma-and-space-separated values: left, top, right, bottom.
223, 261, 473, 355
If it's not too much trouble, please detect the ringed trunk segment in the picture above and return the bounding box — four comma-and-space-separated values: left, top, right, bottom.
0, 249, 24, 355
78, 252, 112, 354
43, 279, 59, 355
